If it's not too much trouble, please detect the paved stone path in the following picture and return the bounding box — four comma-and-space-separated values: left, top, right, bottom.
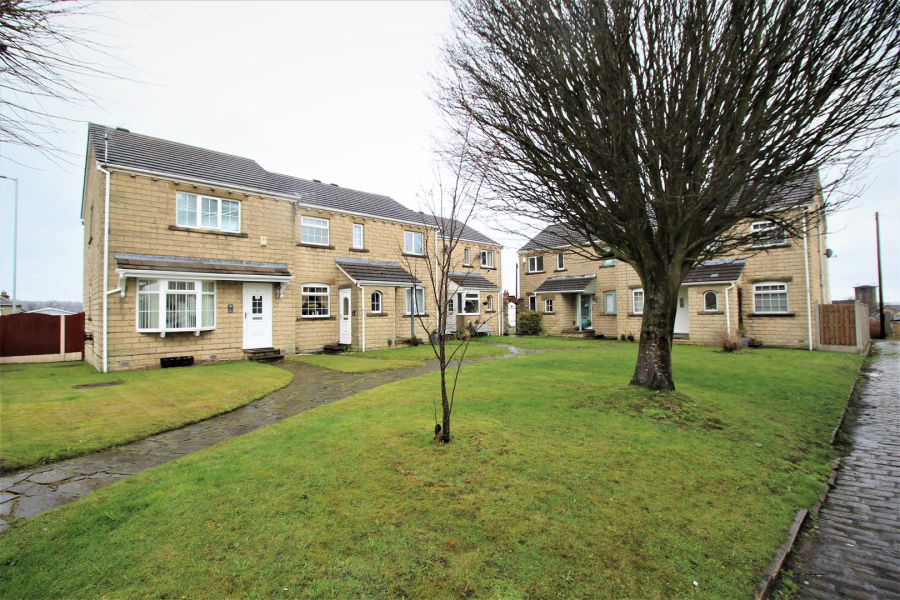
0, 346, 533, 528
795, 340, 900, 600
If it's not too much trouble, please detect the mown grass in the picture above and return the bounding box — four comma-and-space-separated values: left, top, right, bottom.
0, 344, 861, 599
0, 361, 293, 472
360, 339, 510, 361
289, 354, 423, 373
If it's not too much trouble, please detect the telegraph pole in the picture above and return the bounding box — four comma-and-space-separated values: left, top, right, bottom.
876, 212, 885, 339
0, 176, 18, 314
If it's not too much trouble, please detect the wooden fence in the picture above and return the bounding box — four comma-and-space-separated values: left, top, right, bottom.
0, 312, 84, 363
816, 302, 869, 354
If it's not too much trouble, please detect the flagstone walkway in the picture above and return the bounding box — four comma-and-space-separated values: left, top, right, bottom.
795, 340, 900, 599
0, 345, 533, 527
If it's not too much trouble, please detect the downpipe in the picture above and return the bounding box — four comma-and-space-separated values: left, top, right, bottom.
98, 164, 112, 373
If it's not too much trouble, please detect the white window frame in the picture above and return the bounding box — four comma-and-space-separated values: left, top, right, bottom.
750, 221, 787, 248
406, 286, 426, 315
528, 255, 544, 273
486, 295, 494, 312
370, 290, 382, 313
135, 278, 216, 333
544, 298, 554, 313
528, 294, 537, 311
404, 231, 424, 255
176, 192, 241, 233
753, 282, 790, 314
604, 290, 617, 315
457, 291, 481, 315
352, 223, 364, 249
632, 289, 644, 315
556, 253, 565, 270
601, 246, 615, 267
301, 216, 330, 246
480, 250, 494, 268
464, 247, 471, 266
301, 283, 331, 318
703, 290, 719, 312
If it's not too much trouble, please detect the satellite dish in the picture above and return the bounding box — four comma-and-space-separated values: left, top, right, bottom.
825, 248, 834, 258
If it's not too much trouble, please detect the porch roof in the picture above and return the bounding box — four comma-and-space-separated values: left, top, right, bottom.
335, 258, 421, 287
682, 259, 746, 285
114, 253, 292, 282
534, 274, 597, 294
448, 272, 500, 291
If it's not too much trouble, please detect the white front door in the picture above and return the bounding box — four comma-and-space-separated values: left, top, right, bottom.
674, 287, 690, 334
339, 288, 352, 345
243, 283, 273, 349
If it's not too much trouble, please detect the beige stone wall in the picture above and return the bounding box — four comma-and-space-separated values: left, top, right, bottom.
685, 284, 740, 344
447, 237, 504, 336
82, 147, 106, 371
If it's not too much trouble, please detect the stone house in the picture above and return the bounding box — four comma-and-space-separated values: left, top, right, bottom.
82, 124, 502, 372
517, 173, 831, 349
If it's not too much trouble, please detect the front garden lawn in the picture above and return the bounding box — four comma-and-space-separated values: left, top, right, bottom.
289, 354, 424, 373
0, 343, 862, 599
0, 361, 292, 472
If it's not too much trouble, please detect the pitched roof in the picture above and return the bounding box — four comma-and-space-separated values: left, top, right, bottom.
420, 215, 500, 246
448, 272, 500, 291
335, 258, 421, 286
682, 259, 746, 285
0, 297, 20, 307
114, 253, 291, 278
534, 274, 597, 294
88, 124, 422, 224
520, 224, 591, 253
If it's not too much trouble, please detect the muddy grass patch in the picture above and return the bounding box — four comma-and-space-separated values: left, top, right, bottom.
571, 385, 724, 429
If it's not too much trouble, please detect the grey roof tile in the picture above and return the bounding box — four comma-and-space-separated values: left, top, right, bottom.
334, 258, 420, 286
419, 215, 500, 246
114, 253, 291, 277
448, 272, 500, 290
682, 259, 745, 284
534, 274, 597, 294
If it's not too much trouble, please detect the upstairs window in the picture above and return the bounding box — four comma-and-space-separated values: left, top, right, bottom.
176, 192, 240, 232
601, 246, 615, 267
527, 255, 544, 273
704, 291, 718, 312
750, 221, 786, 248
480, 250, 495, 268
464, 247, 471, 266
301, 217, 330, 246
632, 289, 644, 315
352, 224, 364, 249
754, 283, 789, 314
405, 231, 424, 255
556, 253, 565, 270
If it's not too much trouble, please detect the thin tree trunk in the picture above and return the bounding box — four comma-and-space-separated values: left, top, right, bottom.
630, 278, 677, 393
439, 362, 451, 442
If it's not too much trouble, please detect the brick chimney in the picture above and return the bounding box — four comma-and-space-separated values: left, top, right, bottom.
854, 285, 877, 317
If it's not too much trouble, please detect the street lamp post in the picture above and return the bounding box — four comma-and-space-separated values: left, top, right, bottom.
0, 176, 18, 314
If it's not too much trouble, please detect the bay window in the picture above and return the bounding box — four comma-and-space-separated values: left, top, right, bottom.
301, 217, 330, 246
176, 192, 240, 232
136, 279, 216, 333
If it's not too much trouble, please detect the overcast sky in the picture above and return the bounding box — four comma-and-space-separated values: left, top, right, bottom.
0, 1, 897, 304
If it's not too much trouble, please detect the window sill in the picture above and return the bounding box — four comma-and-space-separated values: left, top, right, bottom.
542, 311, 555, 315
402, 252, 425, 258
599, 264, 616, 268
404, 313, 430, 318
169, 225, 248, 238
298, 315, 335, 320
480, 266, 497, 271
526, 270, 545, 275
750, 243, 791, 250
138, 328, 215, 336
748, 312, 795, 318
698, 310, 724, 315
349, 247, 370, 253
462, 263, 472, 268
367, 312, 388, 317
297, 242, 335, 250
485, 310, 496, 313
602, 312, 617, 316
554, 268, 567, 273
628, 312, 643, 317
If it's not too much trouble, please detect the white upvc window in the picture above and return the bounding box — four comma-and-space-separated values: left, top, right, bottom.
136, 279, 216, 333
750, 221, 787, 248
457, 291, 480, 315
464, 247, 471, 266
604, 290, 617, 314
754, 282, 789, 314
556, 253, 565, 270
528, 255, 544, 273
301, 284, 330, 317
704, 291, 719, 312
486, 295, 494, 311
405, 231, 424, 255
176, 192, 241, 233
632, 289, 644, 315
406, 286, 426, 315
301, 217, 330, 246
601, 246, 615, 267
480, 250, 494, 268
528, 294, 537, 311
370, 290, 382, 313
352, 224, 364, 249
544, 298, 554, 313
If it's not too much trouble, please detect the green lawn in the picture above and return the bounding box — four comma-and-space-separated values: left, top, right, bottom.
361, 339, 511, 361
0, 344, 861, 599
0, 361, 293, 472
289, 354, 424, 373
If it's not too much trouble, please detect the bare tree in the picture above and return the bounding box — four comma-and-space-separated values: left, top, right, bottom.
399, 131, 496, 443
1, 0, 120, 159
437, 0, 899, 392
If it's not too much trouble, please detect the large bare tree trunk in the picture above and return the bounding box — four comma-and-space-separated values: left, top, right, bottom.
630, 278, 678, 392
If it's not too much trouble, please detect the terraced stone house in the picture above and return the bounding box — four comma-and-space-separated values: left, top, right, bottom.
81, 124, 502, 372
518, 173, 831, 349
